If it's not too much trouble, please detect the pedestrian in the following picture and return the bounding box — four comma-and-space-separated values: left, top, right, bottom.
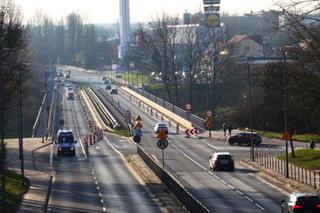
227, 123, 232, 136
222, 122, 227, 136
310, 140, 315, 150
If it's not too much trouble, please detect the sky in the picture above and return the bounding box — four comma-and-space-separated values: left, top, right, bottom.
15, 0, 275, 24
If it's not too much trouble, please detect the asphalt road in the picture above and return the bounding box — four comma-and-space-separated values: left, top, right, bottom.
48, 77, 164, 213
61, 66, 291, 213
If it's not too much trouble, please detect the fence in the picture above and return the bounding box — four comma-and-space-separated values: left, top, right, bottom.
255, 148, 320, 189
137, 145, 210, 213
128, 85, 206, 130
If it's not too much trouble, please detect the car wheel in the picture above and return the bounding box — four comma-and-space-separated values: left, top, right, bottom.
229, 141, 234, 145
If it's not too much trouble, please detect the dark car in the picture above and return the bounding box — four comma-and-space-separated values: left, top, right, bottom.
209, 152, 235, 171
281, 193, 320, 213
105, 84, 112, 90
110, 88, 118, 94
228, 132, 262, 146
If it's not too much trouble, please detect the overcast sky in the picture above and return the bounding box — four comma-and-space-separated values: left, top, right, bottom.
15, 0, 275, 23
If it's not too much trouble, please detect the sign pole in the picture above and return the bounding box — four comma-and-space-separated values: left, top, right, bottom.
162, 149, 165, 170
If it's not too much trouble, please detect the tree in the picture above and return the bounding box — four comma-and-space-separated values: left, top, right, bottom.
0, 0, 29, 204
134, 14, 180, 103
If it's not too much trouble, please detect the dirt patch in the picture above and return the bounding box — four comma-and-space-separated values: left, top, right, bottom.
125, 154, 187, 213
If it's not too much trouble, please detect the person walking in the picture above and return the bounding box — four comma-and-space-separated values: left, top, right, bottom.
222, 122, 227, 136
227, 123, 232, 136
310, 140, 315, 150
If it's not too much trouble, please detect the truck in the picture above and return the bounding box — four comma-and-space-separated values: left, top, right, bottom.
55, 129, 77, 156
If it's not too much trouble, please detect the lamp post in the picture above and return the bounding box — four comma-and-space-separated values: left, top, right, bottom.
283, 50, 289, 178
247, 61, 254, 161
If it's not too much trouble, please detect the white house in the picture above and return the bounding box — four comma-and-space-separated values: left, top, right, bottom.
223, 34, 264, 57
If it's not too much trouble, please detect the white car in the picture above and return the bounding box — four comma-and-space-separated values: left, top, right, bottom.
209, 152, 235, 171
153, 123, 168, 134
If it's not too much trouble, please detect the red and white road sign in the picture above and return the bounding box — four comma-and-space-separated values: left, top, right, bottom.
185, 127, 200, 135
157, 139, 169, 149
186, 103, 192, 111
206, 110, 212, 117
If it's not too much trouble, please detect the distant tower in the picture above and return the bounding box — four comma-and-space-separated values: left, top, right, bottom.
119, 0, 131, 60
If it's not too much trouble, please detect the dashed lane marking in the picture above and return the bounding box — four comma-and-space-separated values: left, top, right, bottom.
170, 141, 265, 212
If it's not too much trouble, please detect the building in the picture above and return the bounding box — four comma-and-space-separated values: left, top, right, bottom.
223, 34, 264, 57
119, 0, 131, 59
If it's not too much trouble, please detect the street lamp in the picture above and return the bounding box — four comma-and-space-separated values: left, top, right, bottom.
282, 50, 289, 178
247, 61, 255, 162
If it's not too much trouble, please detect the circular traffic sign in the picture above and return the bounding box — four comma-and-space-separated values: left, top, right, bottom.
206, 110, 212, 117
157, 139, 168, 149
186, 103, 192, 110
207, 15, 219, 28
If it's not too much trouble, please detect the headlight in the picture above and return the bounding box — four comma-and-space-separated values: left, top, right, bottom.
70, 147, 74, 150
58, 148, 62, 151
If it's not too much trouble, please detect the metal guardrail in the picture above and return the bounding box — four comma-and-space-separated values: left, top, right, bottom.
93, 88, 128, 129
137, 145, 210, 213
128, 85, 206, 130
84, 87, 119, 129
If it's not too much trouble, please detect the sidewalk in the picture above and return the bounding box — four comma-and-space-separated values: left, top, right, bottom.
5, 138, 53, 213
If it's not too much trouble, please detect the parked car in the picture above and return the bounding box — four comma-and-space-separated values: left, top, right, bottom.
281, 192, 320, 213
101, 76, 107, 81
209, 152, 235, 171
58, 72, 64, 77
153, 123, 168, 134
110, 88, 118, 94
228, 132, 262, 146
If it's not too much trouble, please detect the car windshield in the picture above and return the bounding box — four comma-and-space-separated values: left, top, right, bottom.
296, 196, 320, 205
58, 135, 74, 143
157, 124, 166, 127
217, 155, 231, 160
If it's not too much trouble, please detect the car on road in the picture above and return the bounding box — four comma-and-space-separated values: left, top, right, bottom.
227, 131, 262, 146
55, 129, 77, 156
102, 76, 107, 81
153, 123, 168, 134
110, 88, 118, 94
281, 192, 320, 213
58, 72, 64, 77
209, 152, 235, 171
66, 89, 74, 100
104, 79, 112, 84
105, 84, 112, 90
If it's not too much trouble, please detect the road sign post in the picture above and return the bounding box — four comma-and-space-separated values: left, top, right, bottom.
157, 138, 169, 170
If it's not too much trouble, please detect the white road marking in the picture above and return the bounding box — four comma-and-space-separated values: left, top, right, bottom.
170, 141, 265, 212
96, 186, 100, 190
99, 192, 102, 197
100, 199, 104, 204
103, 136, 123, 157
102, 207, 106, 212
95, 181, 98, 185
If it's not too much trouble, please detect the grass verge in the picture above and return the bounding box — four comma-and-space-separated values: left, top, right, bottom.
278, 149, 320, 170
241, 129, 320, 142
0, 170, 30, 212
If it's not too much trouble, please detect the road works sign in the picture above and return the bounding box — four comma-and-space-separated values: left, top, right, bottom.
157, 129, 167, 140
157, 139, 168, 149
135, 115, 142, 121
281, 131, 292, 140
